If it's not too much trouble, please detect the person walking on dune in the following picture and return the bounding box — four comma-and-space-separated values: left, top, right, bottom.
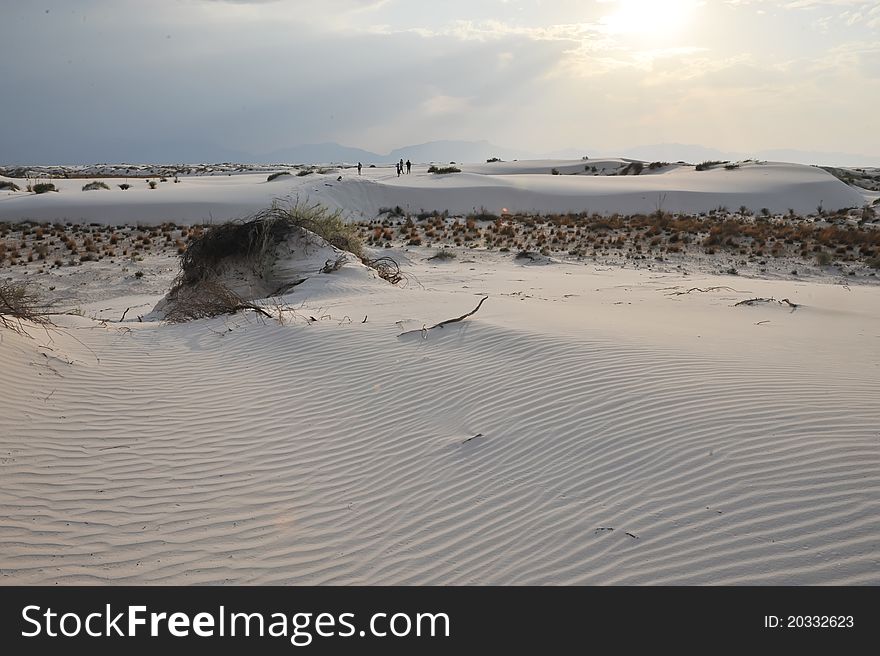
396, 162, 401, 177
357, 162, 362, 175
406, 159, 411, 174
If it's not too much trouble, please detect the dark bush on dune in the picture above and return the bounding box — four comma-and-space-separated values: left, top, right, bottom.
174, 202, 364, 290
0, 181, 20, 191
163, 202, 400, 322
32, 183, 56, 194
620, 162, 644, 176
267, 171, 291, 182
82, 181, 110, 191
427, 165, 461, 174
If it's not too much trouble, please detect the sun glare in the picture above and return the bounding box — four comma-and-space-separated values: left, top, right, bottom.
602, 0, 697, 37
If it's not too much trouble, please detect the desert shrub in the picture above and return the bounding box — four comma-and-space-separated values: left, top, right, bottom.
695, 160, 727, 171
32, 183, 56, 194
175, 201, 363, 290
82, 181, 110, 191
379, 206, 405, 217
0, 181, 20, 191
297, 169, 313, 176
648, 161, 668, 170
551, 168, 561, 175
427, 165, 461, 174
468, 210, 500, 222
119, 183, 131, 190
148, 180, 157, 189
486, 157, 503, 163
725, 163, 740, 170
163, 279, 262, 323
267, 171, 291, 182
0, 281, 52, 333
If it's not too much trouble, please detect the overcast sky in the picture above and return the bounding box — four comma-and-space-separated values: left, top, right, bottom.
1, 0, 878, 163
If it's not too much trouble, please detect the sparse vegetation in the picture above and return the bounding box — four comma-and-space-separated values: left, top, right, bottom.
267, 171, 291, 182
427, 165, 461, 174
695, 161, 727, 171
0, 181, 20, 191
162, 202, 373, 321
32, 183, 56, 194
0, 281, 52, 334
486, 157, 503, 163
620, 162, 644, 176
82, 181, 111, 191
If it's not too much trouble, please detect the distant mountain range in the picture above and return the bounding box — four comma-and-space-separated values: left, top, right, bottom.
259, 140, 530, 165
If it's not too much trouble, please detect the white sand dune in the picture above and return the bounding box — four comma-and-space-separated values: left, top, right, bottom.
318, 161, 867, 219
1, 159, 868, 225
2, 252, 879, 585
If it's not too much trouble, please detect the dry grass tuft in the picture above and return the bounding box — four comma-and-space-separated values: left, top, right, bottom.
0, 281, 53, 334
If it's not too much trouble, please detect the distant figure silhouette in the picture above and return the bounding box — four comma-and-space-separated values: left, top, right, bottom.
406, 159, 411, 174
399, 159, 405, 174
396, 162, 401, 177
357, 162, 362, 175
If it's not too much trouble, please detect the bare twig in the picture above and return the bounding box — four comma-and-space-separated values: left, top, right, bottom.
734, 297, 799, 310
667, 286, 750, 296
398, 296, 489, 337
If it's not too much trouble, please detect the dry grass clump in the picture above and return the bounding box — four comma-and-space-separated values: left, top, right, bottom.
165, 201, 366, 321
0, 281, 53, 334
0, 181, 20, 191
178, 201, 363, 286
82, 181, 110, 191
163, 279, 268, 323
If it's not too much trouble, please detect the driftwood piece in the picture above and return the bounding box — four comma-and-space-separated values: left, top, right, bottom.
398, 296, 489, 337
667, 286, 750, 296
734, 297, 799, 309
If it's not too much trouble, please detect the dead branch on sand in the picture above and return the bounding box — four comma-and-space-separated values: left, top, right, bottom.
666, 286, 750, 296
320, 256, 347, 273
734, 297, 800, 310
368, 256, 403, 284
398, 296, 489, 337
